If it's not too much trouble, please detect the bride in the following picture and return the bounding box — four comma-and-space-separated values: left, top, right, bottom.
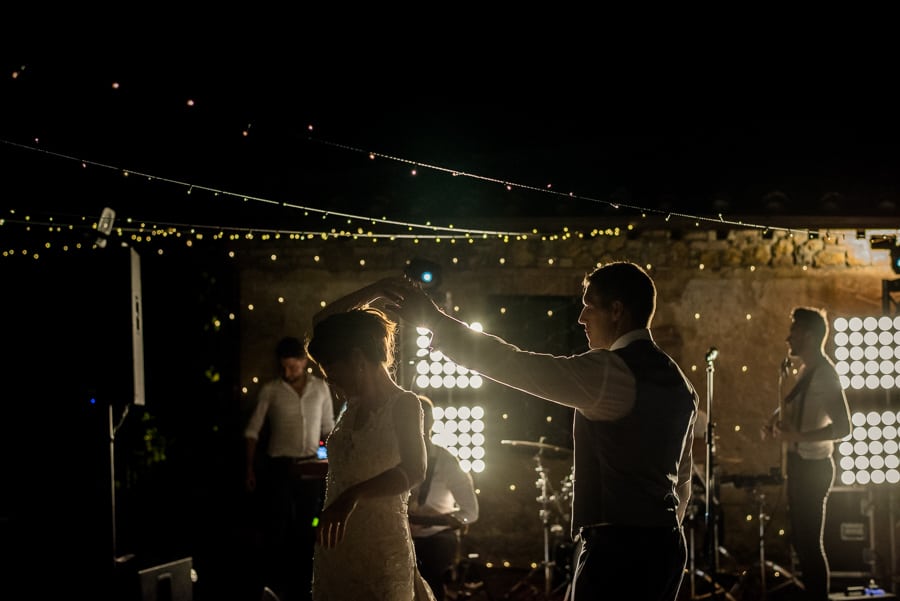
306, 280, 436, 601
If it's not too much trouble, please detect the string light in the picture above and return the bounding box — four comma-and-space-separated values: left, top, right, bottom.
236, 133, 827, 235
0, 126, 885, 254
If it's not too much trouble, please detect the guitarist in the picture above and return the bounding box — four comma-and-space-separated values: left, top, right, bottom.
760, 307, 851, 600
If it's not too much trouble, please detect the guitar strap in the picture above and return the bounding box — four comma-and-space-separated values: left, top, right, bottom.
784, 363, 819, 432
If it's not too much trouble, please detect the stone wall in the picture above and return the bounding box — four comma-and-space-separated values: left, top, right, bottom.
236, 223, 900, 578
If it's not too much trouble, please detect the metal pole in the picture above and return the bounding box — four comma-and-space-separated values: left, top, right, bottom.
890, 489, 897, 594
758, 491, 767, 597
536, 445, 553, 599
705, 347, 720, 574
689, 522, 697, 599
109, 403, 117, 569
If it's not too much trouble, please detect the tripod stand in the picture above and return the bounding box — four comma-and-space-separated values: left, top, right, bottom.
754, 488, 803, 598
724, 483, 804, 599
501, 439, 572, 601
685, 347, 736, 600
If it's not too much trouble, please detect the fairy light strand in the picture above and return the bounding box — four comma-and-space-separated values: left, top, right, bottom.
0, 139, 530, 238
0, 215, 522, 242
310, 136, 811, 238
2, 135, 824, 241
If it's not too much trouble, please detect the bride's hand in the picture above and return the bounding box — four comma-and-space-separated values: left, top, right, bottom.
317, 493, 358, 549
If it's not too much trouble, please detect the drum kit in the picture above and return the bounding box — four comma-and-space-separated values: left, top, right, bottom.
678, 350, 805, 601
499, 438, 575, 601
484, 351, 806, 601
494, 441, 799, 601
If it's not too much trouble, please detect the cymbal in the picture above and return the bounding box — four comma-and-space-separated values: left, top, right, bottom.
501, 439, 572, 454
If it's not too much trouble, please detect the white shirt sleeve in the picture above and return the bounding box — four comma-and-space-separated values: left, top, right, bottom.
796, 362, 851, 459
442, 452, 479, 526
429, 311, 636, 421
244, 383, 272, 440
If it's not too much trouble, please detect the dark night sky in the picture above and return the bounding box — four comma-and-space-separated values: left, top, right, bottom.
4, 55, 900, 237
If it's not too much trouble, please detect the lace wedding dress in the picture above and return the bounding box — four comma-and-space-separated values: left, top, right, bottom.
312, 391, 436, 601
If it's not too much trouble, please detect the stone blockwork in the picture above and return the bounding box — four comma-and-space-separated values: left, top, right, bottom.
237, 223, 900, 575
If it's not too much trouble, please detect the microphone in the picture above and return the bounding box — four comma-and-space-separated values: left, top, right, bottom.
705, 347, 719, 362
95, 206, 116, 248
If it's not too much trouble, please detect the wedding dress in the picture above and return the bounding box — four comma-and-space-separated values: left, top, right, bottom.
312, 391, 436, 601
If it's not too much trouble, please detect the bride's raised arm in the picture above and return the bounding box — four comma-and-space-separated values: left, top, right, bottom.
311, 277, 404, 327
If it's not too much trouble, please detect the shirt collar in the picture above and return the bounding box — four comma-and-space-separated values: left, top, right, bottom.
609, 328, 652, 351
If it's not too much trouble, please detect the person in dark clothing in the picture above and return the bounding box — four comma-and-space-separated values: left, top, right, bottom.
384, 261, 698, 601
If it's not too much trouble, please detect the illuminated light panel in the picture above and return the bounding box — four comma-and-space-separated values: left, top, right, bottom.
430, 405, 486, 473
837, 410, 900, 486
413, 327, 484, 390
833, 316, 900, 390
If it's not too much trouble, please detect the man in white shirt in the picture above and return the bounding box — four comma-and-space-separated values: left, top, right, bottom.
761, 307, 851, 600
245, 336, 336, 601
409, 395, 479, 601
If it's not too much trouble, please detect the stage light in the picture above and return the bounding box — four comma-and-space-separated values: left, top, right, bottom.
833, 316, 900, 390
405, 257, 443, 288
413, 327, 484, 390
837, 410, 900, 486
429, 404, 487, 473
869, 234, 900, 275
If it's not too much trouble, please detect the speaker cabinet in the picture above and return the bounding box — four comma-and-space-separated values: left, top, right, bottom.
824, 486, 874, 578
0, 246, 145, 596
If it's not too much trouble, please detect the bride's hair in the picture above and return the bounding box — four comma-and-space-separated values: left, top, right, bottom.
307, 308, 397, 371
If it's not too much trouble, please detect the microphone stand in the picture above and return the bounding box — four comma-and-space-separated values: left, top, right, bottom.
704, 347, 720, 575
698, 346, 739, 600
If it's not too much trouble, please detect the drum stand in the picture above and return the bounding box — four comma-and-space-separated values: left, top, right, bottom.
503, 442, 570, 601
744, 488, 804, 599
